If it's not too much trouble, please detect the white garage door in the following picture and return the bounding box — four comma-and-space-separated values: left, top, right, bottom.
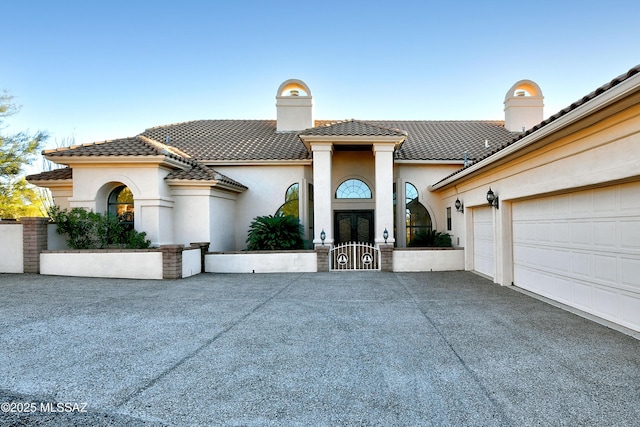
473, 206, 495, 279
512, 182, 640, 332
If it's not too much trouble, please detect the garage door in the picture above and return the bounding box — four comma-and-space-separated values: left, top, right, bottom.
512, 182, 640, 332
473, 206, 495, 279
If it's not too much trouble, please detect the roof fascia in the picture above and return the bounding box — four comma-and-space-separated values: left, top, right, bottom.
165, 179, 247, 193
299, 134, 406, 150
429, 72, 640, 191
26, 179, 72, 188
43, 155, 191, 170
202, 159, 313, 166
395, 160, 466, 165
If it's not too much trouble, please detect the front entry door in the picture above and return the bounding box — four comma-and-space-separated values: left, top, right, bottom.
334, 210, 374, 245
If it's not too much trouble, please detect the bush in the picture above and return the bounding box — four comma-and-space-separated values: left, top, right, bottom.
408, 230, 452, 248
246, 214, 304, 251
49, 206, 150, 249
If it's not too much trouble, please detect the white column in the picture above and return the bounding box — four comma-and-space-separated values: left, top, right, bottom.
311, 143, 333, 246
373, 144, 395, 245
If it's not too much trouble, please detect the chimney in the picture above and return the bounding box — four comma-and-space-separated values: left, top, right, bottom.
276, 79, 313, 132
504, 80, 544, 132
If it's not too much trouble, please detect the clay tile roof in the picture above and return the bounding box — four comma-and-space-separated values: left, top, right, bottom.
373, 120, 517, 161
299, 119, 407, 137
43, 136, 192, 165
141, 120, 313, 161
26, 167, 72, 181
433, 63, 640, 185
165, 163, 247, 189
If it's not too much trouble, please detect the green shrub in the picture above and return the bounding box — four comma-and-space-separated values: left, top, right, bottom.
408, 230, 452, 248
246, 214, 304, 251
49, 206, 150, 249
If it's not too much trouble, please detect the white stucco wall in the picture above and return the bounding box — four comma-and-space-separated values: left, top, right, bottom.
395, 163, 463, 247
393, 248, 465, 272
209, 191, 237, 251
40, 251, 164, 279
205, 251, 317, 273
0, 223, 23, 273
213, 165, 309, 250
435, 95, 640, 285
182, 248, 201, 278
68, 165, 175, 246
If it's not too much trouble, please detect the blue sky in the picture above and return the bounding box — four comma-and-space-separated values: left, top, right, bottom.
2, 0, 639, 152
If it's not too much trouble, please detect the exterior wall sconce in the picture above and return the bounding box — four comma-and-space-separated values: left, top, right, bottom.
383, 228, 389, 243
455, 198, 464, 213
487, 188, 499, 209
320, 229, 326, 246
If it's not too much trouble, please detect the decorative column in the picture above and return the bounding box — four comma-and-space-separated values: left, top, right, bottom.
373, 144, 395, 245
311, 143, 333, 247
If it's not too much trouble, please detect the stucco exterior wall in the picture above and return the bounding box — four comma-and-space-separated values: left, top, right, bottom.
435, 97, 640, 284
393, 248, 465, 272
209, 190, 237, 251
395, 163, 462, 247
205, 251, 317, 273
181, 248, 201, 278
213, 165, 309, 250
40, 251, 164, 279
0, 223, 23, 273
67, 165, 175, 245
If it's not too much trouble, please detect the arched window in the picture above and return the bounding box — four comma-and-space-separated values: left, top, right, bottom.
406, 182, 432, 245
275, 183, 299, 218
108, 185, 134, 231
336, 179, 372, 199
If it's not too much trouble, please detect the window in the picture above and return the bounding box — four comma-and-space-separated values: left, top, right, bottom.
275, 183, 299, 218
446, 207, 452, 231
336, 179, 372, 199
108, 185, 134, 231
405, 182, 432, 245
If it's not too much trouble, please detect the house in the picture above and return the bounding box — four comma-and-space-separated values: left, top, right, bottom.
27, 65, 640, 332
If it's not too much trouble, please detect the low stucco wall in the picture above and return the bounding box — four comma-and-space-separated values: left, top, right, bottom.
182, 248, 201, 278
0, 222, 23, 273
40, 250, 164, 280
206, 251, 317, 273
393, 248, 465, 272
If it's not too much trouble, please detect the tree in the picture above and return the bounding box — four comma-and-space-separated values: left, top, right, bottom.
0, 90, 48, 219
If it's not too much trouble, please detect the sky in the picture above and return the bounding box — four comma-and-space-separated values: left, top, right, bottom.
2, 0, 640, 156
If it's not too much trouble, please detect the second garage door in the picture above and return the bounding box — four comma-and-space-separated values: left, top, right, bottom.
512, 182, 640, 332
474, 206, 495, 279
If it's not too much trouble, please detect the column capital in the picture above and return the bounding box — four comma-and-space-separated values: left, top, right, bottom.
372, 142, 397, 154
310, 142, 333, 153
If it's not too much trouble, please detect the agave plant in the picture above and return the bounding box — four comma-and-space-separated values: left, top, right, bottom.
246, 214, 304, 251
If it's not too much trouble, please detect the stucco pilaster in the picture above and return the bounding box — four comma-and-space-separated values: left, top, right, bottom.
311, 143, 333, 247
373, 144, 395, 245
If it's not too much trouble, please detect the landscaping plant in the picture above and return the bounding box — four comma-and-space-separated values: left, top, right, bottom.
48, 206, 150, 249
246, 214, 304, 251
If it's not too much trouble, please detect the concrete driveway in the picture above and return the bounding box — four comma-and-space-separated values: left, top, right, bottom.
1, 271, 639, 426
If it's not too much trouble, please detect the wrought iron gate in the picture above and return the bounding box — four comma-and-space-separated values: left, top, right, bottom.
329, 242, 380, 271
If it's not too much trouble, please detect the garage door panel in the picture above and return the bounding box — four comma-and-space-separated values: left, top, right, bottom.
620, 220, 640, 249
621, 257, 640, 289
594, 255, 617, 283
513, 182, 640, 332
473, 207, 494, 279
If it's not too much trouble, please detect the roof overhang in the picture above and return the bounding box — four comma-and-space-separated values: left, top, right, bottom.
43, 154, 191, 170
165, 178, 247, 193
201, 159, 313, 167
298, 134, 406, 151
430, 71, 640, 191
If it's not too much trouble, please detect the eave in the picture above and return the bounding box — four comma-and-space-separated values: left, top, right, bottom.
298, 134, 406, 151
165, 178, 247, 193
44, 155, 191, 170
